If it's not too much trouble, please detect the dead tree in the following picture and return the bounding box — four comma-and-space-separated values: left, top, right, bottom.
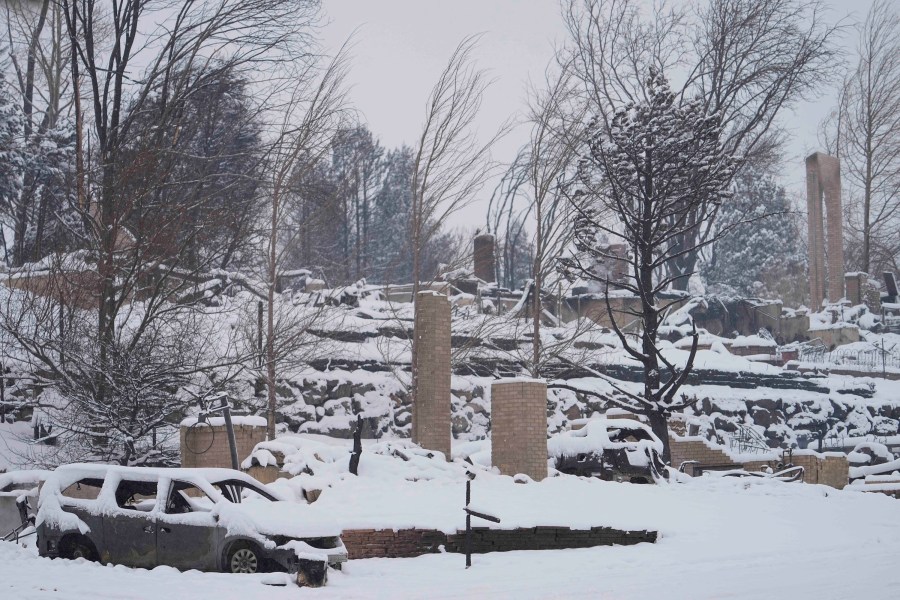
560, 70, 735, 463
822, 0, 900, 277
262, 48, 350, 440
523, 65, 584, 377
408, 35, 507, 412
562, 0, 840, 289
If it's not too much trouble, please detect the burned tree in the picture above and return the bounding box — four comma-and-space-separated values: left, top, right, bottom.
561, 70, 734, 463
562, 0, 839, 289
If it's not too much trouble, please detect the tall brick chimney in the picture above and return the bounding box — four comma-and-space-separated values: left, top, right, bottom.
806, 152, 844, 307
412, 291, 452, 459
473, 233, 496, 283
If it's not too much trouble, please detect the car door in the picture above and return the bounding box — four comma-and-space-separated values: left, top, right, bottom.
155, 479, 219, 572
57, 477, 106, 558
103, 478, 158, 569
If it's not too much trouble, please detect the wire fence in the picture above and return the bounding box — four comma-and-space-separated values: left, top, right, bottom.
798, 342, 900, 370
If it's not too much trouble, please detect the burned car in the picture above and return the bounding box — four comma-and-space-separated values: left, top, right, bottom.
549, 418, 666, 483
1, 469, 48, 542
36, 464, 347, 586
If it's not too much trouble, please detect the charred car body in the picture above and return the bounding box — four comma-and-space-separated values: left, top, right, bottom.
36, 464, 346, 586
549, 418, 666, 483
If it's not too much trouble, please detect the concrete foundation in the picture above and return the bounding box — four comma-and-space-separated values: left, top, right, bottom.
491, 379, 548, 480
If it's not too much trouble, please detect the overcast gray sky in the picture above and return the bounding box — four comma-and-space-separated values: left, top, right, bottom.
321, 0, 875, 228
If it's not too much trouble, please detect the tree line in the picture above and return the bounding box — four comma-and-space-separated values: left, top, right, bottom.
1, 0, 897, 468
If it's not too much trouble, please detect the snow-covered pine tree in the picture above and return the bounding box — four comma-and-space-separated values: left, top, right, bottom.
704, 168, 806, 303
0, 72, 25, 259
561, 68, 735, 463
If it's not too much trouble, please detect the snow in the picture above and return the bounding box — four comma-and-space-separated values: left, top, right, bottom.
179, 416, 267, 428
730, 334, 777, 348
215, 499, 342, 540
3, 468, 900, 598
547, 418, 662, 468
850, 458, 900, 480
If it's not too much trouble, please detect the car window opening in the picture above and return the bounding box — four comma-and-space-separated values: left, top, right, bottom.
61, 478, 104, 500
166, 481, 215, 514
114, 480, 158, 512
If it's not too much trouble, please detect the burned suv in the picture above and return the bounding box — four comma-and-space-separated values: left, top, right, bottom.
549, 418, 666, 483
36, 464, 346, 586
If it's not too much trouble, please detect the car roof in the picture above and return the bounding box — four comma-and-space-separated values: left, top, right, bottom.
53, 463, 271, 489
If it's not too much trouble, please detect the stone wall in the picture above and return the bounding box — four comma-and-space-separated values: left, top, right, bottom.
341, 526, 657, 560
180, 422, 265, 469
412, 291, 452, 458
491, 380, 548, 480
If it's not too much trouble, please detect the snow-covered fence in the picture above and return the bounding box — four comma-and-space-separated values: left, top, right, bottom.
799, 345, 900, 371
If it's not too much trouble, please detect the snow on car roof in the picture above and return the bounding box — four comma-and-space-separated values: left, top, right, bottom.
51, 463, 279, 493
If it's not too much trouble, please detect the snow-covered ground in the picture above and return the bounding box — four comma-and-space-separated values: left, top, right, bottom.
3, 456, 900, 599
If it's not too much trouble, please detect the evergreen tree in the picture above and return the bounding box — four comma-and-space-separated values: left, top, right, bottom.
371, 147, 415, 284
704, 169, 806, 303
0, 73, 24, 252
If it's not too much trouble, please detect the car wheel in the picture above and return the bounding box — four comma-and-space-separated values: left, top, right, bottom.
227, 543, 261, 574
60, 536, 97, 562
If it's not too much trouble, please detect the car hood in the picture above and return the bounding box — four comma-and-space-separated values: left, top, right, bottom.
214, 500, 342, 540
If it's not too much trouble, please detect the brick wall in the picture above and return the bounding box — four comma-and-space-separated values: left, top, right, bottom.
341, 527, 657, 559
845, 273, 865, 306
412, 291, 451, 458
180, 423, 265, 469
491, 380, 548, 481
473, 234, 496, 283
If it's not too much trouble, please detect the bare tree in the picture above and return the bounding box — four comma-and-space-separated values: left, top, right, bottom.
410, 36, 507, 294
0, 256, 249, 466
486, 155, 530, 290
59, 0, 319, 401
563, 0, 840, 290
822, 0, 900, 276
523, 65, 584, 376
408, 35, 508, 409
560, 70, 735, 463
262, 48, 350, 439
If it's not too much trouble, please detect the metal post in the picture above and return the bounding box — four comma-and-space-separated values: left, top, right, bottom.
59, 303, 64, 366
257, 301, 264, 368
220, 397, 240, 471
465, 479, 472, 568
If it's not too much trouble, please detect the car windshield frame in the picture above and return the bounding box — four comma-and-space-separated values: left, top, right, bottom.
208, 478, 278, 503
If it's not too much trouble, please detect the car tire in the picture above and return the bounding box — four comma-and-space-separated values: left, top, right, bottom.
226, 542, 262, 574
60, 536, 97, 562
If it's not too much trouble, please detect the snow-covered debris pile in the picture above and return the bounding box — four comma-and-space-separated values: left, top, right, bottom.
244, 436, 488, 504
548, 418, 662, 467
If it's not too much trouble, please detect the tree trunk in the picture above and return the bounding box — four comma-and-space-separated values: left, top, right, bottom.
532, 210, 543, 377
646, 409, 671, 465
266, 190, 279, 440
